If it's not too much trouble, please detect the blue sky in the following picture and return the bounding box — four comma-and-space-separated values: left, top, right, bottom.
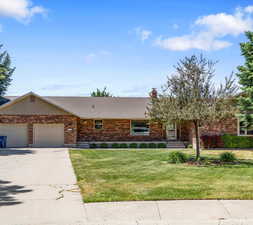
1, 0, 253, 96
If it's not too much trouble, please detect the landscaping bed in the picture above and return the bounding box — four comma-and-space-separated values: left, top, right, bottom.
70, 149, 253, 202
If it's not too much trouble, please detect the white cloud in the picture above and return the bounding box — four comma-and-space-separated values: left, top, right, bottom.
245, 6, 253, 13
155, 5, 253, 51
0, 0, 46, 22
84, 50, 112, 64
135, 27, 152, 41
172, 24, 179, 29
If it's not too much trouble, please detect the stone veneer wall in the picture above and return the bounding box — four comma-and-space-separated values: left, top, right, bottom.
77, 119, 166, 142
0, 115, 77, 145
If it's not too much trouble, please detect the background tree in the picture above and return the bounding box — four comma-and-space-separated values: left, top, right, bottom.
237, 31, 253, 129
91, 87, 112, 97
0, 45, 15, 96
148, 55, 238, 160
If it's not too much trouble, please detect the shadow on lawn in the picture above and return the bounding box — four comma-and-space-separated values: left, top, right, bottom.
0, 180, 32, 206
0, 149, 34, 156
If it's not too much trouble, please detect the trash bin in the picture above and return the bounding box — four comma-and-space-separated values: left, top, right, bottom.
0, 136, 7, 148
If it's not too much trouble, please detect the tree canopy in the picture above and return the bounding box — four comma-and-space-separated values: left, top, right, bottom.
237, 31, 253, 128
148, 55, 238, 160
90, 87, 112, 97
0, 45, 15, 96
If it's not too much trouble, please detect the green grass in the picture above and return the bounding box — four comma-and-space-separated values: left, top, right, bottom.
69, 149, 253, 203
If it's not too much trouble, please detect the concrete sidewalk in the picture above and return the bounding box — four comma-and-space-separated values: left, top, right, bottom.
83, 200, 253, 225
0, 148, 86, 225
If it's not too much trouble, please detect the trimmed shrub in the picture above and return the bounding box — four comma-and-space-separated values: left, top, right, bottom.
111, 143, 120, 148
187, 144, 193, 149
148, 143, 157, 148
219, 152, 237, 162
129, 143, 138, 148
168, 151, 188, 164
139, 143, 148, 148
201, 135, 223, 149
119, 143, 128, 148
157, 143, 167, 148
90, 143, 97, 148
222, 134, 253, 148
100, 143, 108, 148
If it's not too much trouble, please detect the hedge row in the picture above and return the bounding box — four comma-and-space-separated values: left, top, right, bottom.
89, 142, 167, 149
221, 134, 253, 148
201, 134, 253, 149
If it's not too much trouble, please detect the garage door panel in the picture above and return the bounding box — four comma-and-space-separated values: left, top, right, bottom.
0, 124, 28, 147
34, 124, 64, 147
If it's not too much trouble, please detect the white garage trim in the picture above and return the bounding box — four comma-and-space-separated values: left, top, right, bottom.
0, 124, 28, 147
33, 124, 64, 147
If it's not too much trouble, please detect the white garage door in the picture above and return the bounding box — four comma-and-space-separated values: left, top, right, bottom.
33, 124, 64, 147
0, 124, 28, 147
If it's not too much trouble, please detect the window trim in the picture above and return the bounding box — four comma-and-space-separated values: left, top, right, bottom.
94, 120, 103, 130
130, 120, 150, 136
237, 118, 253, 136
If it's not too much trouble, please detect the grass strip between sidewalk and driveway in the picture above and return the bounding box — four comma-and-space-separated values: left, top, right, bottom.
69, 149, 253, 203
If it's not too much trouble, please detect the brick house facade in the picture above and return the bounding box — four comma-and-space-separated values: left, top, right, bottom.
0, 92, 242, 147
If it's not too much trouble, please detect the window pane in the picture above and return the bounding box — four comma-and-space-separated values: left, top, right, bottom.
95, 120, 103, 129
247, 125, 253, 135
131, 121, 149, 135
239, 121, 246, 135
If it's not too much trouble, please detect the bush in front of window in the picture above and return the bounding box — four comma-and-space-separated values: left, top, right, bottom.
90, 143, 97, 148
168, 151, 188, 164
222, 134, 253, 148
219, 152, 237, 163
111, 143, 119, 148
119, 143, 128, 148
157, 143, 167, 148
129, 143, 138, 148
100, 143, 108, 148
148, 143, 157, 148
139, 143, 148, 148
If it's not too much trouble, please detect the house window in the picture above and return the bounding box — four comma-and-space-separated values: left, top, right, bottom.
94, 120, 103, 129
239, 120, 253, 136
131, 121, 150, 136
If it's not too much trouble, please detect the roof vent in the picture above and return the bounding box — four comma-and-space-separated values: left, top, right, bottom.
92, 104, 95, 109
30, 95, 35, 102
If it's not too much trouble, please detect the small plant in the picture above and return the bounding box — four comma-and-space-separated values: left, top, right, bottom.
89, 143, 97, 148
119, 143, 128, 148
187, 144, 193, 149
157, 143, 166, 148
111, 143, 119, 148
168, 151, 188, 164
129, 143, 138, 148
219, 152, 237, 163
100, 143, 108, 148
139, 143, 148, 148
148, 143, 157, 148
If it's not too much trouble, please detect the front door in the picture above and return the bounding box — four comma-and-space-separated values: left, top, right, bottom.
166, 123, 177, 140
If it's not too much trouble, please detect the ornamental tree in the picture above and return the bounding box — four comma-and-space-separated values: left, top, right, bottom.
237, 31, 253, 129
147, 55, 238, 160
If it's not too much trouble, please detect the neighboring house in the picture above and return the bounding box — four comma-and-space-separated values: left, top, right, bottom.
0, 91, 246, 148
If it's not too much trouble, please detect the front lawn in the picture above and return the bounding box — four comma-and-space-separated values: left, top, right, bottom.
69, 149, 253, 202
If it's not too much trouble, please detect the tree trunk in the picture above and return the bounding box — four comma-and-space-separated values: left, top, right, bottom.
193, 120, 200, 161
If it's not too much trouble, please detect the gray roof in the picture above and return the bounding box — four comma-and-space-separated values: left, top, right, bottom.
4, 96, 151, 119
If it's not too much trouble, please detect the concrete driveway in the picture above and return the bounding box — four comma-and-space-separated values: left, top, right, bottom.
0, 148, 86, 225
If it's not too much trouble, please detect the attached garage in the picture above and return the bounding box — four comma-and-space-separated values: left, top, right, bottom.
0, 124, 28, 147
33, 124, 64, 147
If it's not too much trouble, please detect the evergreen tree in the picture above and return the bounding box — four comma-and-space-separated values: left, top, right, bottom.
91, 87, 112, 97
0, 45, 15, 96
237, 31, 253, 128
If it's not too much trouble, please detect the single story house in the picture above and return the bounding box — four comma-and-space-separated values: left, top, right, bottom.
0, 90, 246, 148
